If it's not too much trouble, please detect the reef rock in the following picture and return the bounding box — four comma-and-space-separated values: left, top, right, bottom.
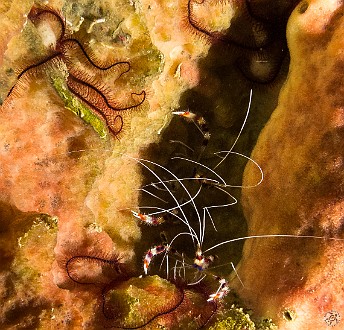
0, 0, 212, 328
238, 0, 344, 329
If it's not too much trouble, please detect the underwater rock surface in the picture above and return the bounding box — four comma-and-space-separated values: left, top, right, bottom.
240, 0, 344, 328
0, 0, 215, 328
0, 0, 342, 328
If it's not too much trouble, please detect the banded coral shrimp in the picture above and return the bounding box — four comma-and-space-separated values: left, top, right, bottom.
129, 87, 344, 329
129, 153, 261, 293
129, 90, 260, 288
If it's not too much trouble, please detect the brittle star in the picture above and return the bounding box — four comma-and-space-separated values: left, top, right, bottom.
5, 5, 146, 138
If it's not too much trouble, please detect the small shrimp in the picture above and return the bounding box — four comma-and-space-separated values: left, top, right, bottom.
172, 110, 211, 149
207, 278, 230, 302
172, 110, 198, 121
143, 244, 168, 275
132, 210, 164, 225
193, 244, 215, 271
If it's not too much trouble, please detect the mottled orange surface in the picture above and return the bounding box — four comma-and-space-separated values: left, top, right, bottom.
0, 0, 211, 328
2, 0, 343, 328
239, 0, 344, 328
0, 0, 33, 66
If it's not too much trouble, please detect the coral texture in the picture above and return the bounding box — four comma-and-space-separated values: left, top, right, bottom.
1, 0, 342, 328
238, 0, 344, 328
0, 0, 214, 328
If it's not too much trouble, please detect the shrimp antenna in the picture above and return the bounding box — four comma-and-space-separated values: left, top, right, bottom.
142, 177, 220, 190
215, 151, 264, 188
130, 156, 201, 246
159, 232, 199, 277
214, 88, 253, 170
203, 234, 344, 254
138, 188, 168, 203
171, 156, 226, 185
140, 185, 203, 219
201, 186, 237, 245
231, 262, 245, 288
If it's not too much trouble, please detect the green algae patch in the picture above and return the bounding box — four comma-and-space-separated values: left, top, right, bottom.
15, 214, 58, 278
209, 305, 255, 330
0, 214, 58, 329
256, 318, 278, 330
103, 275, 181, 328
51, 72, 108, 139
209, 305, 277, 330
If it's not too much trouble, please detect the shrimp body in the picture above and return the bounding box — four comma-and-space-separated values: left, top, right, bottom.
172, 110, 210, 146
172, 110, 197, 121
193, 244, 214, 271
132, 211, 164, 225
207, 278, 230, 302
143, 245, 168, 274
